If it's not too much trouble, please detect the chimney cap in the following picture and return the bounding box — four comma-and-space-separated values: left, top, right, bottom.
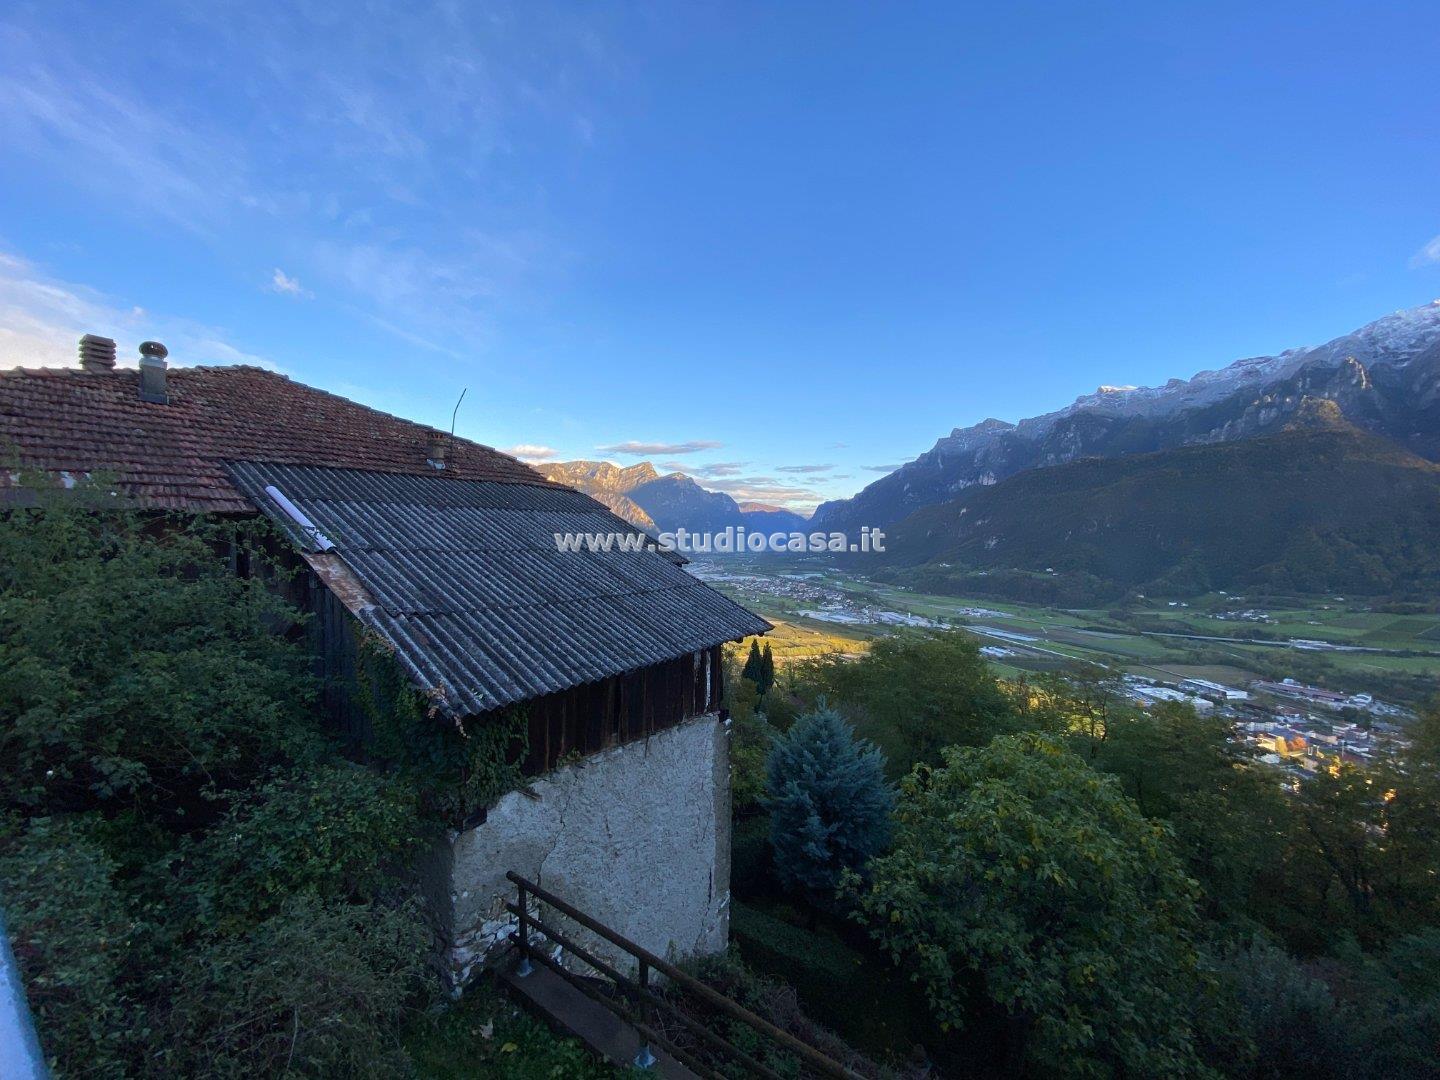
138, 341, 169, 404
78, 334, 117, 372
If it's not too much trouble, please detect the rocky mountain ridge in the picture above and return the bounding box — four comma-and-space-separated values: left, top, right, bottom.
535, 459, 809, 535
813, 300, 1440, 531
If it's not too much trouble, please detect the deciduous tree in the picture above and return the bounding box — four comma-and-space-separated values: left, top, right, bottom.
853, 733, 1210, 1077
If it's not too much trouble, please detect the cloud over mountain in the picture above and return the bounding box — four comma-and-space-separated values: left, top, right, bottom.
596, 439, 724, 456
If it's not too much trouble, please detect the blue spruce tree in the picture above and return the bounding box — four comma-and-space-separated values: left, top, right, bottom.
765, 701, 895, 902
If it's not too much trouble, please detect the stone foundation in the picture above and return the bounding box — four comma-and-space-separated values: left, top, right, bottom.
446, 712, 731, 986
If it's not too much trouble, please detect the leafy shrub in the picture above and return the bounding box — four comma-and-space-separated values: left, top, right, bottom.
0, 815, 141, 1076
729, 900, 932, 1066
765, 702, 893, 902
799, 634, 1017, 774
731, 708, 779, 815
0, 499, 440, 1075
722, 649, 784, 815
1198, 933, 1440, 1079
688, 947, 884, 1080
160, 895, 429, 1078
730, 814, 773, 896
1348, 929, 1440, 1079
360, 636, 527, 827
1206, 938, 1355, 1079
405, 976, 625, 1078
0, 505, 319, 821
185, 764, 426, 928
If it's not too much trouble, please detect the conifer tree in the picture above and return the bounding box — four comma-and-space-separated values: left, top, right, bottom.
741, 638, 763, 688
758, 642, 776, 697
765, 701, 893, 902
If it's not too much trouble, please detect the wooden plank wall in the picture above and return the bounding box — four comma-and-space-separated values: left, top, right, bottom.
519, 645, 725, 775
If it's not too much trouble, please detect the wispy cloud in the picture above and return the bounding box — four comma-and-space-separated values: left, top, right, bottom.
666, 461, 746, 478
0, 26, 249, 233
0, 11, 612, 351
267, 268, 312, 298
502, 443, 559, 462
861, 463, 901, 473
775, 464, 833, 474
0, 251, 276, 371
706, 474, 826, 511
597, 439, 724, 456
311, 229, 567, 348
1410, 233, 1440, 269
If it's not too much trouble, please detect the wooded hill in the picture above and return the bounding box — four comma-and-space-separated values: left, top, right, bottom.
882, 416, 1440, 600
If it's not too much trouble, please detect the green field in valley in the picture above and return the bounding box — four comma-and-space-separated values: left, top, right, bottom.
700, 558, 1440, 706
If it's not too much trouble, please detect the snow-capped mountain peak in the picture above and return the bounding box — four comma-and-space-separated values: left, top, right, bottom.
812, 300, 1440, 531
1036, 300, 1440, 429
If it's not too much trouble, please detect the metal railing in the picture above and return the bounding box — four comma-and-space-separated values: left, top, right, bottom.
505, 870, 858, 1080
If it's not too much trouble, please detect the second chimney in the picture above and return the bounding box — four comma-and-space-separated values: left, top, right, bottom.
78, 334, 117, 372
426, 431, 449, 470
138, 341, 169, 404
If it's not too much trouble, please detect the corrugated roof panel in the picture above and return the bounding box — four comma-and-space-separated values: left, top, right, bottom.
228, 461, 769, 715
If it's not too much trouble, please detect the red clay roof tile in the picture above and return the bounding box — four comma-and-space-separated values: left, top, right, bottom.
0, 365, 556, 511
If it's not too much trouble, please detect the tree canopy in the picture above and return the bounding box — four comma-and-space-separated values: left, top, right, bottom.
853, 733, 1210, 1078
798, 632, 1018, 775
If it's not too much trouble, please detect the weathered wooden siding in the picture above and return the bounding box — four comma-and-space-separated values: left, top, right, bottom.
516, 645, 724, 774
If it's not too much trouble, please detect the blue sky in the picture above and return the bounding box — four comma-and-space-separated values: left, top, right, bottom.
1, 1, 1437, 511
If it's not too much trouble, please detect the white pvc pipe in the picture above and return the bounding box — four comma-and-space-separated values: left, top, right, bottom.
263, 484, 335, 551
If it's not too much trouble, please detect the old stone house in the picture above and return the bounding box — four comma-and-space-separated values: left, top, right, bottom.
0, 337, 768, 985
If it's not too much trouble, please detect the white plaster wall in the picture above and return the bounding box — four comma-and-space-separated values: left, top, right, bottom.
448, 712, 731, 984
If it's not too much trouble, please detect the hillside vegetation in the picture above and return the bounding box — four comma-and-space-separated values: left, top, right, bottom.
884, 423, 1440, 600
728, 633, 1440, 1078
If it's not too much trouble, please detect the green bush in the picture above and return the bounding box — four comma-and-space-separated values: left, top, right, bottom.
730, 708, 778, 815
185, 764, 426, 928
1206, 939, 1354, 1079
0, 504, 321, 821
0, 498, 441, 1076
729, 814, 773, 896
800, 633, 1017, 775
725, 904, 933, 1070
0, 815, 141, 1076
160, 895, 429, 1078
405, 976, 626, 1078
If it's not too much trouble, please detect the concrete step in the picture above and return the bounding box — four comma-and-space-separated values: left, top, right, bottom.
498, 955, 701, 1079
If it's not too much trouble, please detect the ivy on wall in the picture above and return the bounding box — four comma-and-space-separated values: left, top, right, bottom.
357, 634, 528, 829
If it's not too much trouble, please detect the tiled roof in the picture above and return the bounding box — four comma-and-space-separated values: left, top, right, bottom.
228, 462, 771, 716
0, 365, 552, 511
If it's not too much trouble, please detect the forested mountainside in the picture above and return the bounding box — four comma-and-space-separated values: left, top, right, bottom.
816, 301, 1440, 532
881, 413, 1440, 601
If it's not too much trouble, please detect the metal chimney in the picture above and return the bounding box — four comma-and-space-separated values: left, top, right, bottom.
78, 334, 117, 372
138, 341, 169, 404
